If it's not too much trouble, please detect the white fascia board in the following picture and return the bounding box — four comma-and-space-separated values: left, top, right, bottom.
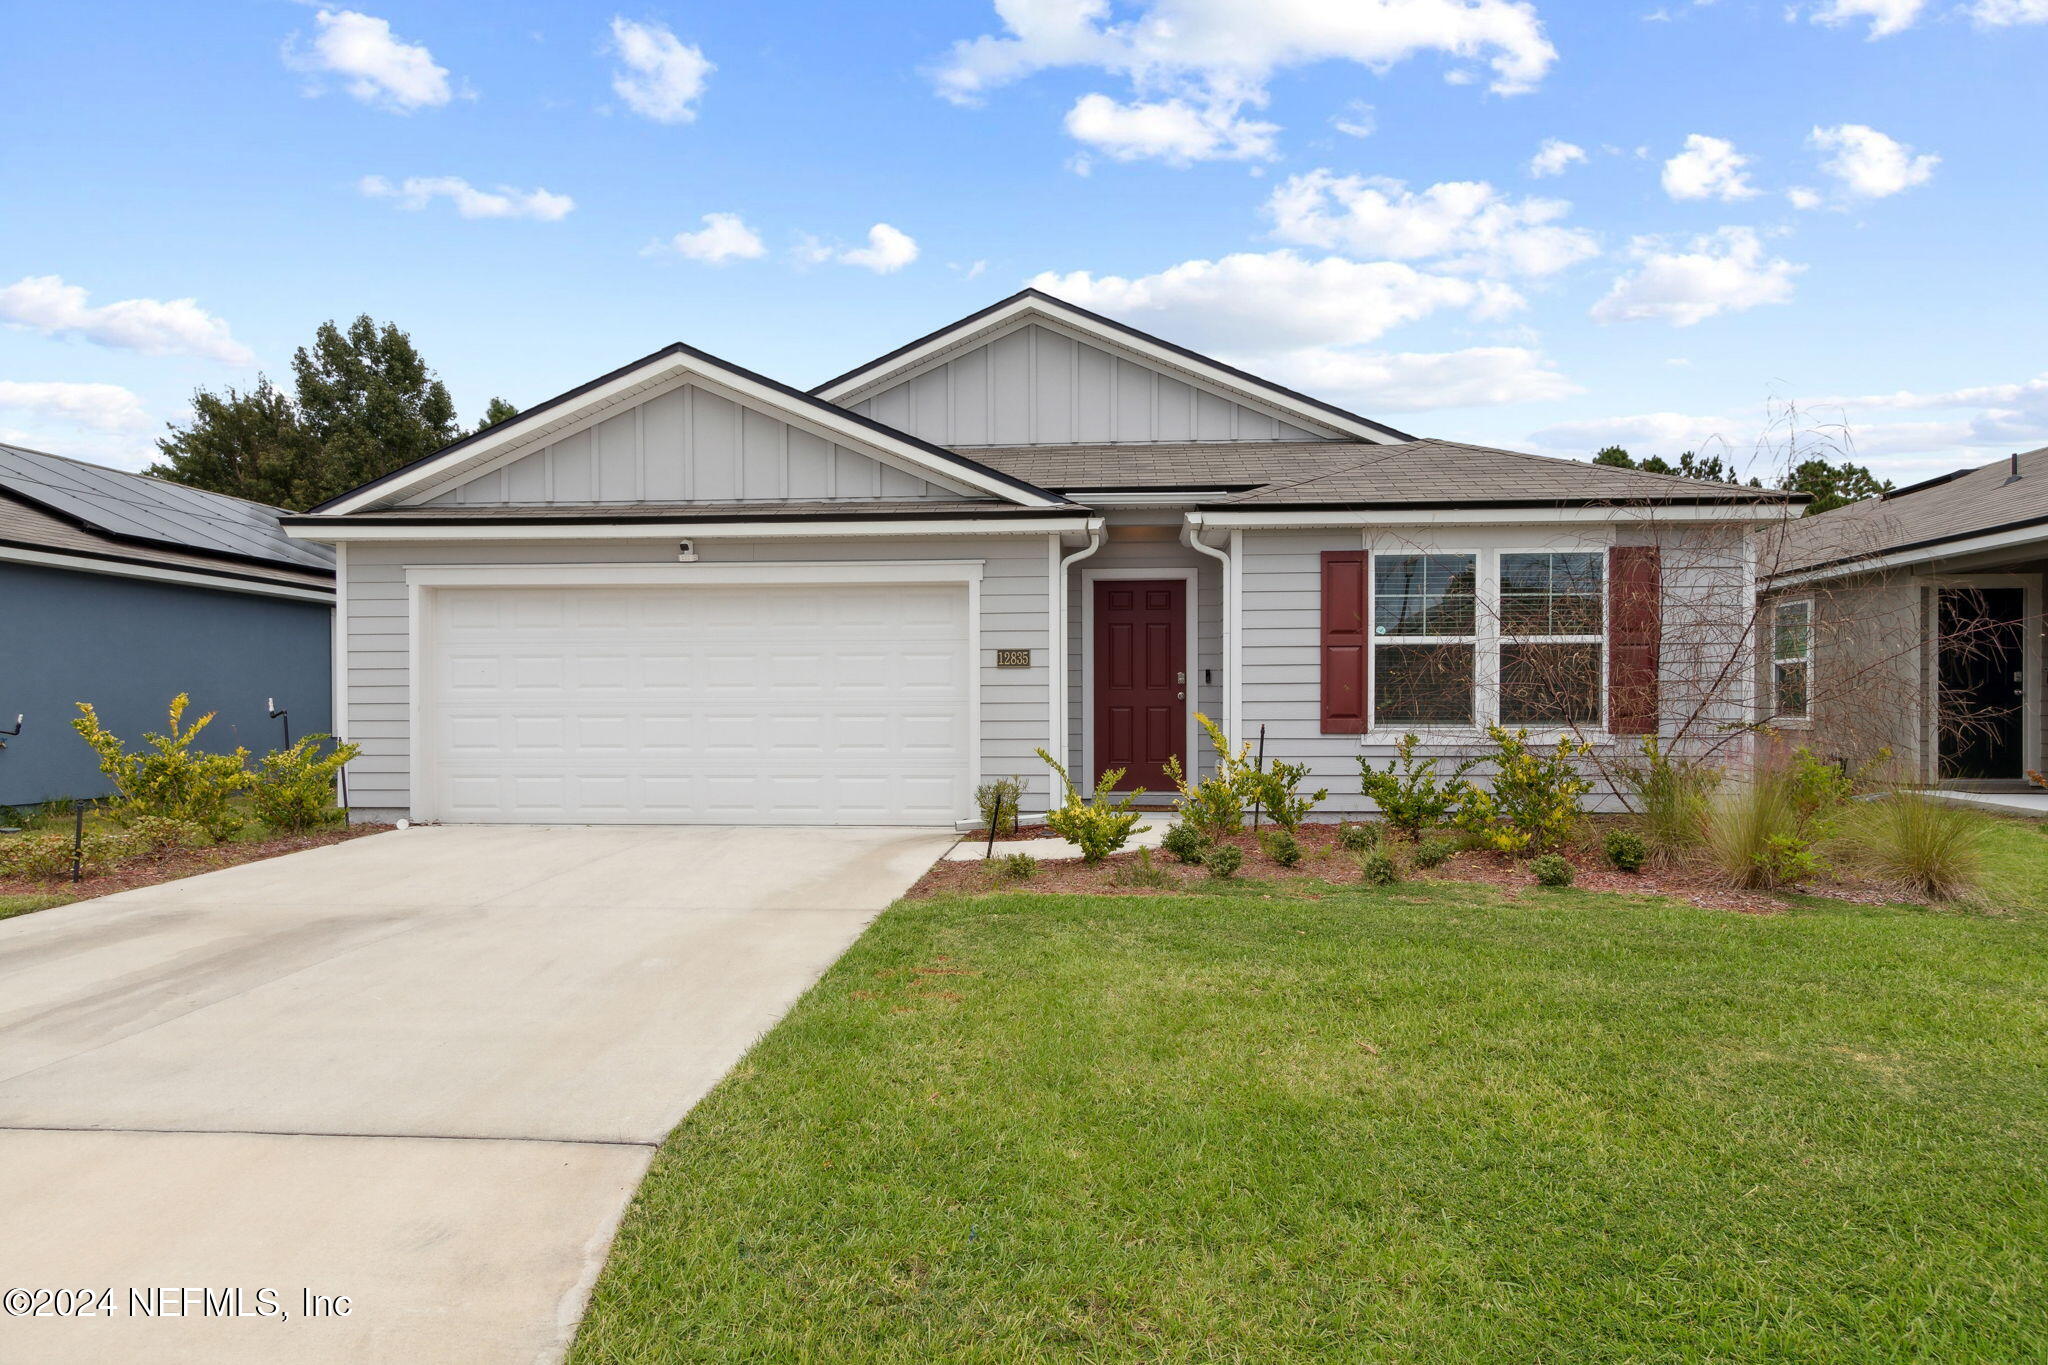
315, 352, 1063, 515
1192, 504, 1794, 529
1765, 520, 2048, 588
0, 543, 333, 603
815, 296, 1397, 445
406, 561, 985, 589
288, 516, 1095, 543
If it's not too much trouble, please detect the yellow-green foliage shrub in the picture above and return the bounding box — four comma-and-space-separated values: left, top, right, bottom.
249, 734, 360, 833
73, 695, 250, 840
1454, 726, 1592, 855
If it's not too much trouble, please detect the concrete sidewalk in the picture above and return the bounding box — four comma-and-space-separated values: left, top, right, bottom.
0, 824, 951, 1364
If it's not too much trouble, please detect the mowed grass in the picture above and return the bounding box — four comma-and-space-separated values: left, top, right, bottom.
574, 875, 2048, 1363
0, 891, 73, 921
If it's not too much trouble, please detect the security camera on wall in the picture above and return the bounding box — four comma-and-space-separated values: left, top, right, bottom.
677, 540, 697, 562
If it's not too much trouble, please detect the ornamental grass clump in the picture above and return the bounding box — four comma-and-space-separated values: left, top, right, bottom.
1615, 737, 1718, 856
1454, 726, 1592, 856
1036, 749, 1145, 863
1337, 822, 1378, 853
1844, 792, 1990, 903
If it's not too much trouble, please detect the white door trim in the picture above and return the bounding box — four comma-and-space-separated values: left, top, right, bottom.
1079, 567, 1198, 796
406, 561, 982, 823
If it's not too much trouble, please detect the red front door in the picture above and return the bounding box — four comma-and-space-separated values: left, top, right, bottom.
1093, 578, 1187, 791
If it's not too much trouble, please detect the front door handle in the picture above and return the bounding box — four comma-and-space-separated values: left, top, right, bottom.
1176, 691, 1185, 700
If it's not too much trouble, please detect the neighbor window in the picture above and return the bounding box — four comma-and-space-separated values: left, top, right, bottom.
1772, 598, 1812, 719
1373, 553, 1476, 725
1499, 552, 1604, 726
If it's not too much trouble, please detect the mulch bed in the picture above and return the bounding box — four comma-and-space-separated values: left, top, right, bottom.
911, 819, 1898, 914
0, 822, 396, 903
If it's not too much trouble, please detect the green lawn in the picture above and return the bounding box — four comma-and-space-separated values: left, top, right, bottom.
575, 872, 2048, 1363
0, 891, 73, 921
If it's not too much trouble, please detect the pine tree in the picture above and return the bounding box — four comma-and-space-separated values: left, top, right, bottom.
477, 397, 519, 430
1779, 456, 1892, 515
147, 376, 312, 509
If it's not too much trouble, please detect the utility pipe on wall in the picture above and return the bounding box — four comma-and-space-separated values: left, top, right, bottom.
1182, 513, 1234, 741
1051, 517, 1106, 786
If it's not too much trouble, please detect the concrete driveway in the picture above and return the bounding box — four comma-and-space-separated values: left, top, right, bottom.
0, 824, 952, 1364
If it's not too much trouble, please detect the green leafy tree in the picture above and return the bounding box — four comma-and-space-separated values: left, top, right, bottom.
147, 376, 312, 510
1592, 445, 1634, 468
1779, 456, 1892, 515
478, 396, 520, 429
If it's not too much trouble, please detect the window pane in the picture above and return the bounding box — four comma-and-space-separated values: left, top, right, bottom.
1375, 554, 1476, 638
1500, 643, 1603, 725
1374, 643, 1475, 725
1775, 660, 1809, 717
1500, 552, 1603, 638
1774, 601, 1811, 662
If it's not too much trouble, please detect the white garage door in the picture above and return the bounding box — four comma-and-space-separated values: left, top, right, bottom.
422, 582, 971, 824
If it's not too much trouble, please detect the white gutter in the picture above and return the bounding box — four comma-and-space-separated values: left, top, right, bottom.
1181, 513, 1234, 741
286, 516, 1096, 543
1050, 517, 1106, 775
1193, 504, 1796, 529
1766, 518, 2048, 588
0, 543, 333, 603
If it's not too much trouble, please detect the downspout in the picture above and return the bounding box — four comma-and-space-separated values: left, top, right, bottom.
1052, 517, 1106, 783
1182, 513, 1233, 741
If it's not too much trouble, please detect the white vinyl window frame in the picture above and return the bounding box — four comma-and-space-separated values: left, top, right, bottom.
1368, 549, 1482, 732
1496, 550, 1607, 730
1769, 596, 1813, 724
1363, 534, 1615, 741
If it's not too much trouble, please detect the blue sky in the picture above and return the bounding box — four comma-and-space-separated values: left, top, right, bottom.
4, 0, 2044, 483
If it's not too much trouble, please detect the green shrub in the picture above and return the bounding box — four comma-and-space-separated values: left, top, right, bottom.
1454, 726, 1592, 855
1411, 836, 1458, 869
248, 734, 360, 834
1162, 822, 1210, 865
1358, 735, 1477, 838
1112, 847, 1172, 888
1036, 749, 1145, 863
974, 777, 1025, 837
1603, 829, 1647, 874
1532, 853, 1575, 887
126, 815, 210, 855
1244, 760, 1328, 834
1164, 714, 1255, 839
1258, 828, 1303, 867
0, 830, 132, 881
1203, 843, 1244, 879
985, 851, 1037, 883
1615, 737, 1717, 855
1845, 793, 1989, 902
1337, 821, 1378, 853
73, 695, 251, 840
1357, 850, 1400, 886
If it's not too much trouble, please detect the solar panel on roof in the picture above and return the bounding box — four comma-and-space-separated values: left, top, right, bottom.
0, 444, 333, 571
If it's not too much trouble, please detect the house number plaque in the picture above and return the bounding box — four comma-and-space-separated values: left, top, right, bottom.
995, 649, 1032, 669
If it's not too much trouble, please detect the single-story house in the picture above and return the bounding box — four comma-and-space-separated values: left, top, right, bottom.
284, 290, 1795, 827
0, 443, 334, 809
1763, 445, 2048, 787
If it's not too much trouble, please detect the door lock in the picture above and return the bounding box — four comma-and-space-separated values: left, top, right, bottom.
1176, 671, 1186, 683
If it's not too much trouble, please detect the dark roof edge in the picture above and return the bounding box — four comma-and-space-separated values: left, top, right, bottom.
810, 288, 1418, 444
1771, 507, 2048, 580
0, 485, 331, 577
1202, 493, 1802, 513
283, 505, 1088, 529
0, 535, 334, 592
305, 340, 1073, 515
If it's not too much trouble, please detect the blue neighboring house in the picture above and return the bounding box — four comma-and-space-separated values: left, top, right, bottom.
0, 443, 334, 809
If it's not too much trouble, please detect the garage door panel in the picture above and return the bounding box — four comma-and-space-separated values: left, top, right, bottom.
425, 583, 971, 825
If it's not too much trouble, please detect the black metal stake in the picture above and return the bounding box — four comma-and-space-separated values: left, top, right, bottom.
984, 784, 1006, 859
267, 698, 291, 749
71, 800, 85, 883
1251, 723, 1268, 832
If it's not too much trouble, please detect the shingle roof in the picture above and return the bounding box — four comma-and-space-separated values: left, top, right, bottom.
1770, 445, 2048, 576
0, 444, 333, 588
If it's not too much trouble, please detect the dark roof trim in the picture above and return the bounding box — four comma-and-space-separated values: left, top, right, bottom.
1202, 494, 1802, 512
285, 506, 1085, 529
0, 536, 334, 592
1773, 507, 2048, 580
811, 288, 1418, 444
0, 485, 334, 578
1881, 466, 1976, 500
306, 340, 1074, 515
1057, 482, 1260, 494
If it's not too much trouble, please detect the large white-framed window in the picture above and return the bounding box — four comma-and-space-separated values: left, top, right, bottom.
1368, 542, 1608, 734
1771, 597, 1812, 721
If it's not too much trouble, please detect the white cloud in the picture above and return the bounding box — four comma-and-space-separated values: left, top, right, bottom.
287, 9, 453, 112
358, 175, 574, 221
0, 275, 254, 364
1970, 0, 2048, 22
1264, 171, 1599, 278
1810, 373, 2048, 448
1529, 411, 1738, 459
607, 16, 712, 123
1331, 100, 1375, 138
1590, 227, 1802, 327
649, 212, 767, 264
1809, 123, 1937, 199
1805, 0, 1927, 37
1063, 92, 1277, 163
1786, 185, 1824, 210
1660, 134, 1759, 201
1251, 345, 1579, 412
0, 381, 151, 433
932, 0, 1557, 160
804, 223, 921, 274
1528, 138, 1586, 178
1029, 250, 1522, 352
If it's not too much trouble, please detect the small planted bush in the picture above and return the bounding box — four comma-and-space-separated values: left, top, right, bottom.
1244, 760, 1329, 834
1617, 737, 1717, 855
1532, 853, 1575, 888
249, 734, 360, 834
1165, 715, 1255, 840
1846, 793, 1989, 902
1202, 843, 1244, 879
1036, 749, 1145, 863
1410, 836, 1458, 870
1258, 828, 1303, 867
74, 695, 250, 840
0, 830, 131, 881
1603, 829, 1647, 874
1358, 850, 1400, 886
974, 777, 1025, 837
1358, 735, 1477, 838
1455, 726, 1592, 855
126, 815, 210, 855
1112, 847, 1172, 889
984, 851, 1037, 884
1162, 822, 1210, 865
1337, 821, 1378, 853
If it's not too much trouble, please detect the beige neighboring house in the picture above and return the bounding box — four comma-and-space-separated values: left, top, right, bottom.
1764, 446, 2048, 787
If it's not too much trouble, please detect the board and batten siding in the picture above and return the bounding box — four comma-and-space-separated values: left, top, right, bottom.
422, 383, 960, 506
340, 534, 1055, 822
849, 323, 1339, 448
1237, 524, 1756, 815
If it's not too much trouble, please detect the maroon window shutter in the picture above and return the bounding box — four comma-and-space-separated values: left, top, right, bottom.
1321, 550, 1370, 734
1608, 545, 1661, 735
